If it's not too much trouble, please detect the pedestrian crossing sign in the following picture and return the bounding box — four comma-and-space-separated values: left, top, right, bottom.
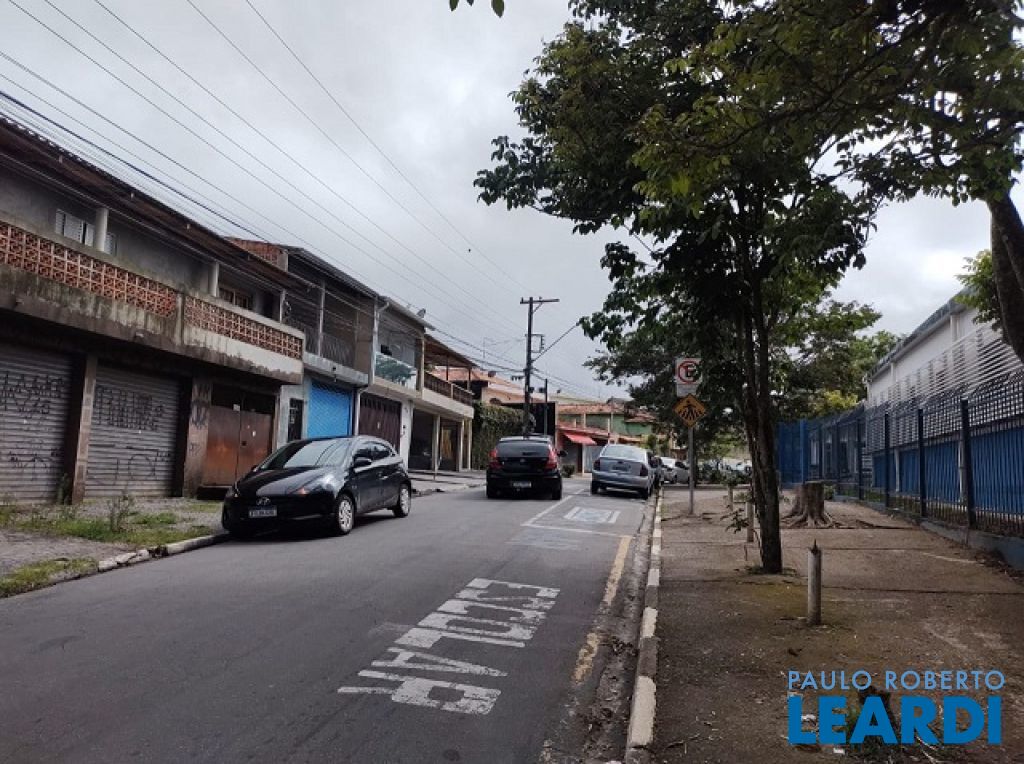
674, 394, 706, 428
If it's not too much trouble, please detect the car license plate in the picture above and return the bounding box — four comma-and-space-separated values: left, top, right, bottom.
511, 481, 531, 489
249, 507, 277, 518
613, 462, 629, 471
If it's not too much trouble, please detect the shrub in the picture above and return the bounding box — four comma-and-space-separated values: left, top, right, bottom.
561, 464, 576, 478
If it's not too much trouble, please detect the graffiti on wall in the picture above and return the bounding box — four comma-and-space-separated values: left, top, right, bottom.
0, 371, 67, 421
86, 444, 174, 486
94, 385, 166, 431
189, 381, 212, 429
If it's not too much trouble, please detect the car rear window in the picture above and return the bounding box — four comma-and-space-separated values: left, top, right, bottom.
600, 445, 645, 461
496, 440, 551, 457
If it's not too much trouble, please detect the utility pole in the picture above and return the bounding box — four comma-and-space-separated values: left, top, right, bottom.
542, 378, 549, 435
521, 297, 559, 436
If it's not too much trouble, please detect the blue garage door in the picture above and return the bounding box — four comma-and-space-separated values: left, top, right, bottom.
307, 382, 353, 438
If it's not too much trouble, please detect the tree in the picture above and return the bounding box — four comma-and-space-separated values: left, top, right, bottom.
778, 299, 901, 421
477, 1, 876, 572
448, 0, 505, 16
681, 0, 1024, 359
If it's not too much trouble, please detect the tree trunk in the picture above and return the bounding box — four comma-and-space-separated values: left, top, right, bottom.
987, 195, 1024, 362
784, 481, 834, 527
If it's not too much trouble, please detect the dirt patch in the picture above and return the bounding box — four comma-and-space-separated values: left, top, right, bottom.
652, 490, 1023, 763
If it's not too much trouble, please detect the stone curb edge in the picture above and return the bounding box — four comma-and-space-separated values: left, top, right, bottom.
95, 532, 230, 573
625, 489, 663, 764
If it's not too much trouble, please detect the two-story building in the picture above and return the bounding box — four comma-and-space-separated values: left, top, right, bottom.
0, 116, 304, 503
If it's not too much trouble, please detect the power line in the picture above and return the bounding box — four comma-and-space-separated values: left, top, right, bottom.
240, 0, 542, 297
0, 96, 523, 374
2, 4, 521, 341
176, 0, 526, 335
533, 319, 581, 362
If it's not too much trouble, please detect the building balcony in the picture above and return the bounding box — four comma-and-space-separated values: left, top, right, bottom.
0, 215, 303, 383
374, 351, 418, 389
421, 371, 475, 419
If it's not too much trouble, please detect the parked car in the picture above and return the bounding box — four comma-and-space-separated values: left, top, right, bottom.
659, 457, 689, 484
222, 436, 411, 539
486, 436, 564, 499
591, 444, 657, 499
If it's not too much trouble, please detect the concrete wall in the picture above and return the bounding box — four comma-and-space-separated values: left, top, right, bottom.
0, 165, 208, 291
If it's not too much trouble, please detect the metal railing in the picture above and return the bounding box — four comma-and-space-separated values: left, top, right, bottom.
423, 372, 475, 407
778, 369, 1024, 537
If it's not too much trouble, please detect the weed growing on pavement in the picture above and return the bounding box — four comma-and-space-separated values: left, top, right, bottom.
0, 557, 97, 597
107, 492, 134, 533
131, 512, 179, 526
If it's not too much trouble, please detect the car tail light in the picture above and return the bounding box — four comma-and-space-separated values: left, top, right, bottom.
639, 465, 648, 477
592, 458, 601, 471
489, 448, 501, 469
545, 448, 558, 470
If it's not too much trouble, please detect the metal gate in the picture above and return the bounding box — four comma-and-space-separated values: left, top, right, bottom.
86, 365, 181, 497
0, 342, 73, 501
307, 381, 353, 438
358, 393, 401, 451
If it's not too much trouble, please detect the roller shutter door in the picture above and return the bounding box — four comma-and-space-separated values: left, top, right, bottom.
86, 366, 181, 497
307, 382, 353, 438
0, 342, 73, 502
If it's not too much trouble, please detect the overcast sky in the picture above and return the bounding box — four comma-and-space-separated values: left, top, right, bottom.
0, 0, 1014, 398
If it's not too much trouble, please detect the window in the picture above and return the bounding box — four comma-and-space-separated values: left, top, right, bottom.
55, 210, 116, 253
218, 285, 254, 311
370, 442, 392, 461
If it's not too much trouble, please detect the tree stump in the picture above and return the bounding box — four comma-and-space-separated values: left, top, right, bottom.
784, 481, 835, 528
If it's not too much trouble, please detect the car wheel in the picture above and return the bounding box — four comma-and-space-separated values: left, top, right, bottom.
590, 482, 600, 495
551, 485, 562, 500
639, 488, 650, 500
392, 484, 411, 518
486, 484, 500, 499
332, 494, 355, 535
228, 526, 254, 540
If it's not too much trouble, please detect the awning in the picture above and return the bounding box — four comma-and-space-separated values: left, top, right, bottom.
564, 432, 597, 446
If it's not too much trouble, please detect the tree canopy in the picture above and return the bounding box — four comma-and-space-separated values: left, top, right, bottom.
477, 0, 877, 572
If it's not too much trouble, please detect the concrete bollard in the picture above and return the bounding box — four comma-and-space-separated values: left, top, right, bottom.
746, 499, 754, 543
808, 541, 822, 626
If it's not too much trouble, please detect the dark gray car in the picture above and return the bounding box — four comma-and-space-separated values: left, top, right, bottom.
222, 435, 411, 538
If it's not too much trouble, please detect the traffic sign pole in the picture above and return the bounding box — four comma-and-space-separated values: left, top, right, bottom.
688, 426, 695, 516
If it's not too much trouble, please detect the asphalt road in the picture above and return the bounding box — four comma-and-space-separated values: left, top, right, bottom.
0, 479, 649, 764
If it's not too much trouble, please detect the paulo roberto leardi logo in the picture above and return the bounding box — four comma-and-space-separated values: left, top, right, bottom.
787, 668, 1004, 746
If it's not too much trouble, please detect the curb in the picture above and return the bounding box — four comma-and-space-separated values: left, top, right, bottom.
96, 532, 229, 573
625, 489, 663, 764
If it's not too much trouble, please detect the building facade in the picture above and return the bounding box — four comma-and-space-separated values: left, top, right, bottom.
0, 117, 303, 503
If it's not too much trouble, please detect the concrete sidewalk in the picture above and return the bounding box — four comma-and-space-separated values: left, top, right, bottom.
649, 487, 1024, 763
409, 469, 486, 496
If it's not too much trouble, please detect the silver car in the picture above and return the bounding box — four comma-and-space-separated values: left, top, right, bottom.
591, 444, 657, 498
659, 457, 689, 484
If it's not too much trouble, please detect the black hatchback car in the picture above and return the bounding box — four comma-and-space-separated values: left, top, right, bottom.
486, 435, 564, 499
222, 435, 411, 538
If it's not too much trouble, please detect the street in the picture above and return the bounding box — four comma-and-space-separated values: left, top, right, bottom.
0, 480, 649, 764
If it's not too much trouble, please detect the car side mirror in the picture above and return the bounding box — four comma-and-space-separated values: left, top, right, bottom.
557, 449, 567, 458
352, 456, 372, 469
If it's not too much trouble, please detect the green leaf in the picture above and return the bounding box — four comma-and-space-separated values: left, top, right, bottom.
491, 0, 504, 16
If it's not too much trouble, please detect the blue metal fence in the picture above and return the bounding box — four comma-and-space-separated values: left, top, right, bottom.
776, 369, 1024, 537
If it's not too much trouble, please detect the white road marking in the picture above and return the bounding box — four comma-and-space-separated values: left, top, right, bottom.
641, 607, 657, 639
396, 627, 526, 649
522, 495, 576, 526
437, 598, 547, 625
371, 647, 507, 677
338, 577, 560, 715
466, 578, 560, 599
338, 670, 500, 715
418, 612, 537, 641
522, 522, 631, 538
453, 587, 557, 611
564, 507, 621, 524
